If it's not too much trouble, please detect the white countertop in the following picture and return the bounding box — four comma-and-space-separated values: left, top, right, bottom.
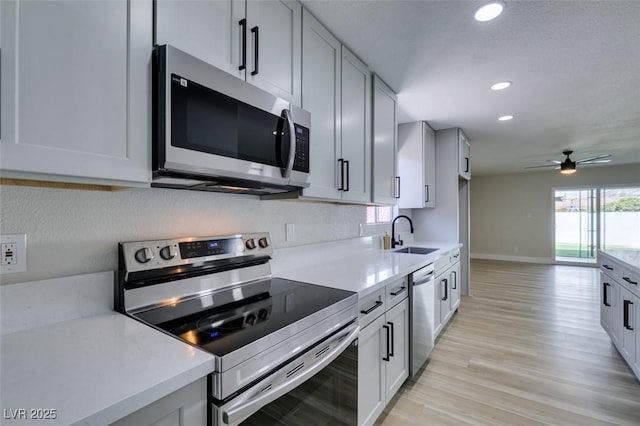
1, 272, 214, 426
600, 249, 640, 275
273, 237, 460, 297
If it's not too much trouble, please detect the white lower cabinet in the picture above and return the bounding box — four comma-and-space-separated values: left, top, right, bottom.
434, 248, 461, 337
111, 377, 207, 426
599, 252, 640, 380
358, 278, 409, 426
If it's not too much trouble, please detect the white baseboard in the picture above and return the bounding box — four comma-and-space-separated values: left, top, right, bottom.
470, 253, 552, 264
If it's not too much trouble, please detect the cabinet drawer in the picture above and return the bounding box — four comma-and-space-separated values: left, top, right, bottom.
359, 288, 386, 329
434, 252, 452, 274
386, 277, 408, 308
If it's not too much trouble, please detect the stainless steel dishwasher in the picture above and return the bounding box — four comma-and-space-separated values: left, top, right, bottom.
409, 263, 435, 377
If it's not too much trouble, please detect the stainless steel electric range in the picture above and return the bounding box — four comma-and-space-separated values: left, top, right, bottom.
117, 232, 359, 426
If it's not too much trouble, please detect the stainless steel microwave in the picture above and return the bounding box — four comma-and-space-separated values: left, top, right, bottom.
152, 45, 310, 195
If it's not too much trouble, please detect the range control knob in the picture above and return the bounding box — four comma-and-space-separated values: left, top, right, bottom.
258, 237, 269, 248
134, 247, 154, 264
258, 309, 270, 320
245, 238, 257, 250
245, 313, 256, 326
159, 245, 178, 260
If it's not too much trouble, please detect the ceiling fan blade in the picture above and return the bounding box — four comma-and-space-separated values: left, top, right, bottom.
580, 159, 612, 164
547, 160, 562, 164
525, 164, 559, 169
576, 154, 612, 163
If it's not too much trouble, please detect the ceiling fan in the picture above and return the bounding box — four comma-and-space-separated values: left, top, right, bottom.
525, 150, 612, 174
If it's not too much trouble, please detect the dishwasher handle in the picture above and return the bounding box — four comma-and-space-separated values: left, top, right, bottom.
413, 271, 434, 286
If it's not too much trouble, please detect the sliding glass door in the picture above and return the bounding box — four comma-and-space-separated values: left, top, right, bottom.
554, 188, 598, 263
554, 186, 640, 264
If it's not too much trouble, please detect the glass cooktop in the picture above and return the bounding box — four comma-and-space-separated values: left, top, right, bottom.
137, 278, 354, 357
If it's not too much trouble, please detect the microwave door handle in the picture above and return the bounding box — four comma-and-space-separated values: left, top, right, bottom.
281, 109, 296, 178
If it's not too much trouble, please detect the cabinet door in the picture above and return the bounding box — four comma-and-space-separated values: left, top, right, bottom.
111, 378, 207, 426
600, 272, 614, 333
246, 0, 301, 105
610, 280, 622, 348
300, 9, 340, 200
433, 277, 442, 337
423, 123, 436, 207
385, 299, 409, 403
0, 0, 151, 185
397, 122, 423, 209
450, 262, 461, 312
155, 0, 244, 79
358, 314, 386, 426
439, 274, 451, 325
340, 47, 371, 203
371, 75, 398, 205
621, 286, 636, 362
458, 130, 471, 180
634, 299, 640, 377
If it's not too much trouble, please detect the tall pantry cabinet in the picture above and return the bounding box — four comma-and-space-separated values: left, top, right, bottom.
412, 128, 471, 296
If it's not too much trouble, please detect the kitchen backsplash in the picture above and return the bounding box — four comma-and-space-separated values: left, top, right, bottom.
0, 185, 409, 285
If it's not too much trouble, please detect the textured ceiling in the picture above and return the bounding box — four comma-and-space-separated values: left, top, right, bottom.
300, 0, 640, 176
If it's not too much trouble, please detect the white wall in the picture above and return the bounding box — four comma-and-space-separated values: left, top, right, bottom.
0, 185, 396, 285
470, 164, 640, 263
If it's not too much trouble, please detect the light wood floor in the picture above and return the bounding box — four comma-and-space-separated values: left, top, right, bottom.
375, 260, 640, 425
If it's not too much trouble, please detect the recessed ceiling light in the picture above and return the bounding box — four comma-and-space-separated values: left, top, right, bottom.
491, 81, 511, 90
498, 115, 514, 121
475, 2, 505, 22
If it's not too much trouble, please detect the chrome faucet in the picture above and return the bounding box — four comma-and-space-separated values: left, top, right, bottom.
391, 215, 414, 248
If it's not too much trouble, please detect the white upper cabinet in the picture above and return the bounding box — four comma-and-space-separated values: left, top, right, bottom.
458, 130, 471, 180
398, 121, 436, 208
155, 0, 301, 106
371, 75, 398, 205
300, 10, 370, 203
0, 0, 152, 186
300, 9, 341, 200
340, 46, 371, 203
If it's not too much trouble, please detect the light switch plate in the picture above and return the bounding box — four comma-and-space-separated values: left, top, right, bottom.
1, 234, 27, 274
285, 223, 295, 242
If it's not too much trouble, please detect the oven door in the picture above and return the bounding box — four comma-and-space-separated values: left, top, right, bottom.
211, 322, 359, 426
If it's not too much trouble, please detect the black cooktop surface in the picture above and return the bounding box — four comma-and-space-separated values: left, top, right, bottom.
136, 278, 354, 357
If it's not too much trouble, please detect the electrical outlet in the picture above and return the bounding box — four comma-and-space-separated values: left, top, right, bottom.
285, 223, 295, 242
1, 234, 27, 274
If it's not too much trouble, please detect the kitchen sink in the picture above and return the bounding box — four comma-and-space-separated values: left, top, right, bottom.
393, 247, 439, 255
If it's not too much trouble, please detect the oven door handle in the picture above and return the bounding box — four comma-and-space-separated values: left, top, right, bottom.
222, 323, 359, 425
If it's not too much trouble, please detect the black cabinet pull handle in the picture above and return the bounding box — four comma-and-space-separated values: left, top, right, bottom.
603, 282, 611, 307
387, 321, 395, 357
623, 276, 638, 285
451, 271, 457, 289
603, 264, 614, 271
360, 300, 383, 315
251, 26, 259, 76
465, 157, 469, 173
238, 19, 247, 71
395, 176, 400, 198
425, 185, 429, 203
624, 300, 634, 330
382, 325, 390, 361
442, 278, 448, 301
390, 286, 407, 296
344, 160, 350, 192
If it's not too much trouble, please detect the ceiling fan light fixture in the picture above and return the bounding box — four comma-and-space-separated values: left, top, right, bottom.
560, 161, 576, 174
475, 2, 505, 22
491, 81, 511, 90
